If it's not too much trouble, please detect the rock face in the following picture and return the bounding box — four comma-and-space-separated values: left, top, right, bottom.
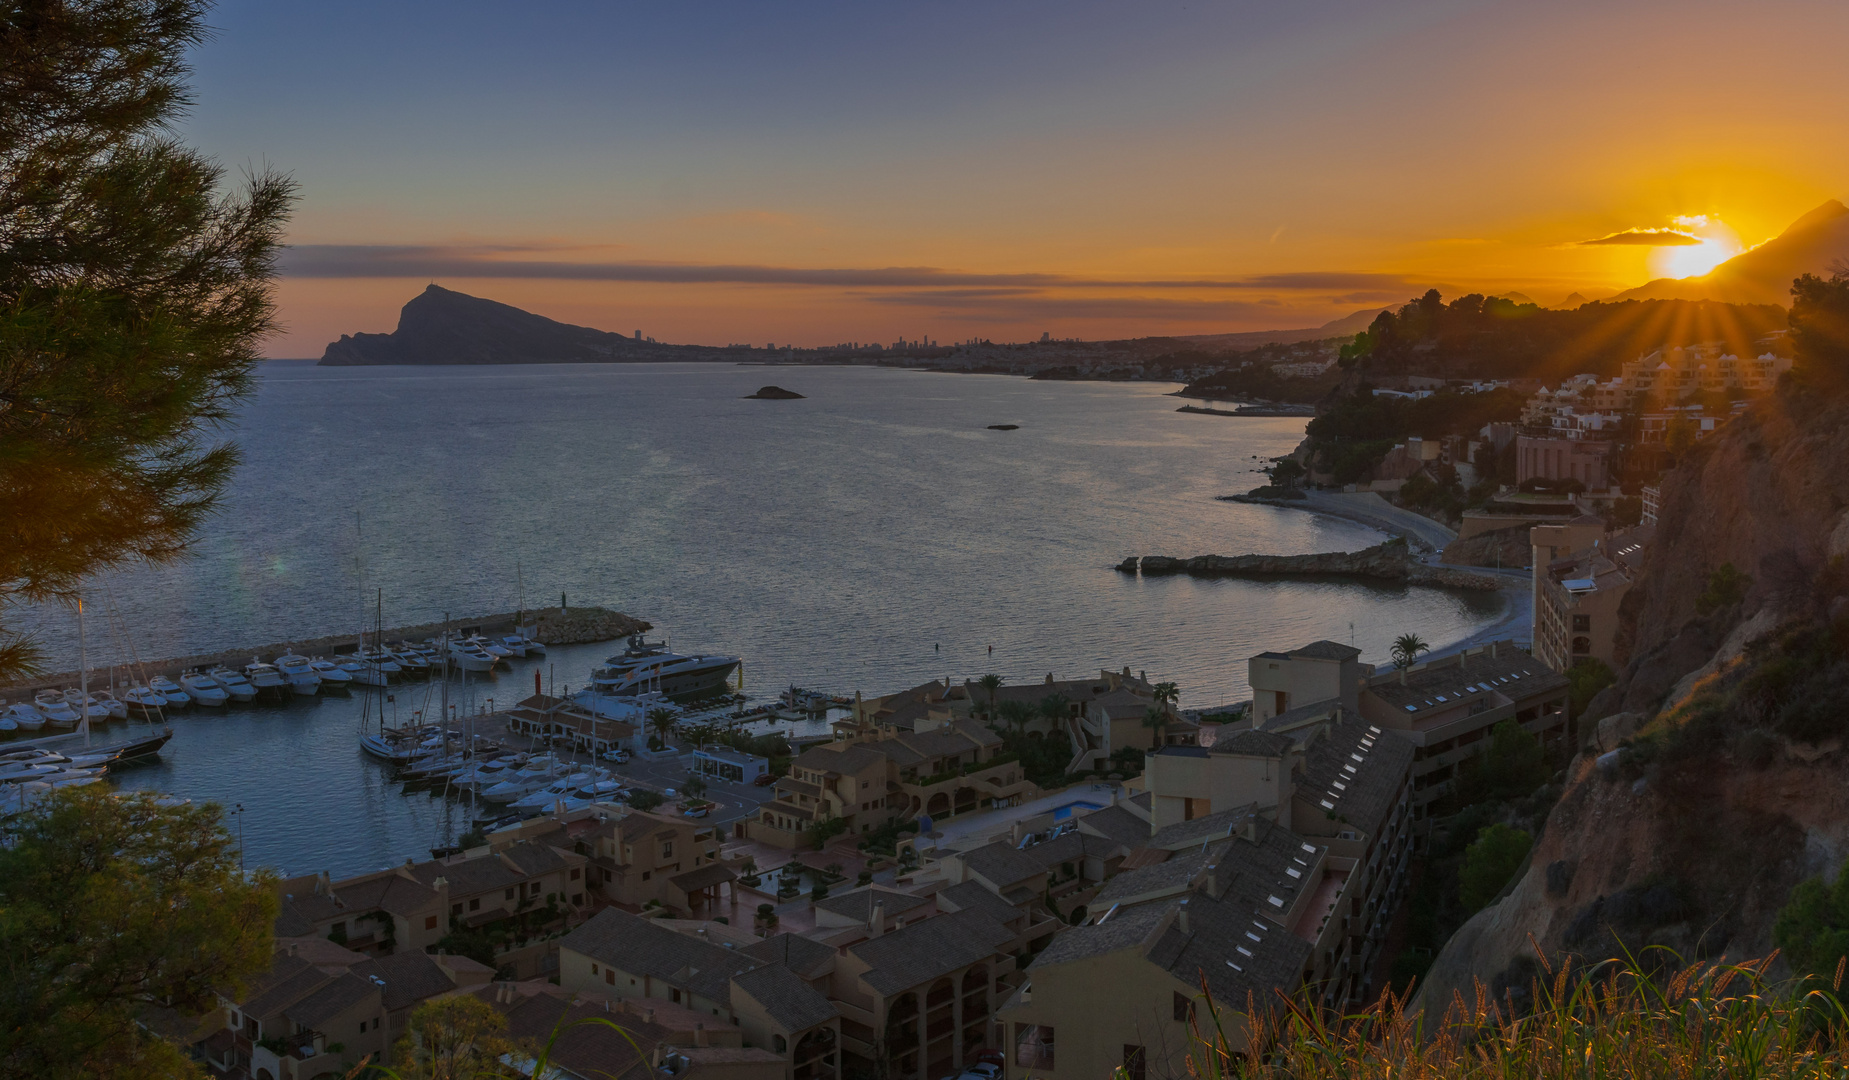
744, 385, 804, 399
1121, 543, 1498, 590
528, 606, 653, 646
1439, 524, 1532, 569
320, 285, 643, 365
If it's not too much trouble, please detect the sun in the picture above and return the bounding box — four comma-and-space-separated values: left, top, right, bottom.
1648, 214, 1745, 279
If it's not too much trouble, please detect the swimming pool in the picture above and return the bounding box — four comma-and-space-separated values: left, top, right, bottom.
1053, 800, 1106, 820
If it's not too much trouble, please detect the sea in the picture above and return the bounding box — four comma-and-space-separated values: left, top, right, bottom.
14, 361, 1504, 875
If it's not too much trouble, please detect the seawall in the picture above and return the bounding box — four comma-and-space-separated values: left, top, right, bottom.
2, 606, 651, 696
1116, 543, 1499, 590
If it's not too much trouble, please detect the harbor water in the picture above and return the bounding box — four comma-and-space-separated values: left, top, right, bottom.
16, 362, 1504, 875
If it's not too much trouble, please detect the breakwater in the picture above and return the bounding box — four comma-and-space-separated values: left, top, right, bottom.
0, 605, 650, 696
1115, 542, 1499, 590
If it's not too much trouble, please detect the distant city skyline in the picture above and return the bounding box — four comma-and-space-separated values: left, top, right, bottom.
181, 1, 1849, 354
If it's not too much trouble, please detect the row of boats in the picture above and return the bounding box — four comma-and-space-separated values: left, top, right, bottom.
0, 632, 546, 733
361, 722, 638, 816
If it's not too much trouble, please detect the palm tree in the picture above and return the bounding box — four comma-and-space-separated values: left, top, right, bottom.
1038, 693, 1071, 732
996, 699, 1034, 735
1141, 705, 1169, 749
976, 673, 1003, 719
1152, 681, 1180, 709
1390, 633, 1430, 671
646, 706, 677, 748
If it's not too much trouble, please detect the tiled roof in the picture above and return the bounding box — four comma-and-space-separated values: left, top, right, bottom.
240, 955, 332, 1019
1032, 901, 1171, 968
281, 972, 376, 1030
1211, 729, 1298, 758
935, 881, 1024, 927
730, 964, 838, 1032
1290, 640, 1362, 661
815, 885, 934, 922
1298, 718, 1412, 836
1257, 698, 1344, 733
351, 950, 462, 1013
1147, 804, 1262, 851
739, 934, 836, 981
486, 989, 654, 1080
792, 743, 887, 776
847, 909, 1013, 997
562, 909, 754, 1004
669, 863, 738, 893
959, 841, 1048, 890
1364, 652, 1566, 714
1092, 845, 1219, 908
1073, 804, 1151, 848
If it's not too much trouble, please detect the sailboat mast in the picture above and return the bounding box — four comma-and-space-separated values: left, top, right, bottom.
78, 595, 89, 747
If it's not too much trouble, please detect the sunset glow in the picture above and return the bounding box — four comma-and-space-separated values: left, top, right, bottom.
169, 1, 1849, 353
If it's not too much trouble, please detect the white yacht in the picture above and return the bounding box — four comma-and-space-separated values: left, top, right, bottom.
179, 672, 230, 707
33, 690, 80, 728
451, 757, 522, 792
89, 689, 128, 720
148, 676, 192, 708
357, 646, 403, 679
273, 654, 321, 696
243, 662, 288, 698
388, 647, 432, 676
335, 654, 389, 687
62, 690, 114, 724
124, 685, 168, 716
575, 778, 625, 801
468, 635, 515, 661
589, 635, 741, 701
509, 768, 610, 812
308, 659, 353, 687
4, 703, 44, 732
447, 638, 497, 673
209, 666, 258, 702
504, 631, 544, 656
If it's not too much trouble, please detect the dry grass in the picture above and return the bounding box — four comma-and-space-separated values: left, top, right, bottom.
1175, 948, 1849, 1080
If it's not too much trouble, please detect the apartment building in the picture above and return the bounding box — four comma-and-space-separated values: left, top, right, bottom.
199, 938, 491, 1080
1247, 640, 1365, 725
481, 984, 788, 1080
751, 719, 1034, 848
1531, 525, 1651, 673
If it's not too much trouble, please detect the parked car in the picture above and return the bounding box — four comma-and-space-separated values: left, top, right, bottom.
601, 749, 630, 763
753, 772, 776, 786
974, 1051, 1006, 1069
963, 1064, 1002, 1079
682, 805, 709, 819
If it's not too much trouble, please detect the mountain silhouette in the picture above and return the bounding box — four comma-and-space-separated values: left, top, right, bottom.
1608, 199, 1849, 307
320, 284, 641, 365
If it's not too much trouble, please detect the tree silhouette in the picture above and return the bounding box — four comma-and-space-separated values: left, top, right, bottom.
1390, 633, 1430, 670
976, 673, 1003, 719
1141, 705, 1170, 749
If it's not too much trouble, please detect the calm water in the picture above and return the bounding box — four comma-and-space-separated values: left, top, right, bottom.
20, 362, 1501, 875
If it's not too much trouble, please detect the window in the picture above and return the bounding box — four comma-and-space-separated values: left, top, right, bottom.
1124, 1045, 1147, 1080
570, 868, 580, 880
661, 841, 674, 859
450, 904, 462, 917
1173, 992, 1193, 1022
506, 888, 516, 900
1572, 614, 1591, 632
671, 989, 683, 1004
573, 893, 583, 906
774, 1035, 788, 1054
1571, 636, 1591, 655
642, 871, 651, 882
469, 898, 481, 912
605, 968, 615, 985
425, 915, 438, 930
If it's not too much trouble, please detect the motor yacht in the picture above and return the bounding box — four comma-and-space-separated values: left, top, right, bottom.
357, 646, 403, 679
307, 658, 352, 686
505, 631, 544, 656
388, 647, 432, 676
334, 654, 389, 687
451, 757, 522, 792
574, 778, 626, 801
273, 654, 321, 696
148, 676, 192, 709
467, 635, 515, 661
89, 690, 129, 720
124, 685, 168, 716
62, 690, 114, 724
4, 703, 44, 732
510, 776, 587, 812
243, 661, 288, 698
33, 690, 80, 728
589, 635, 741, 701
478, 756, 567, 803
447, 638, 497, 673
209, 666, 258, 702
178, 672, 230, 707
0, 761, 63, 782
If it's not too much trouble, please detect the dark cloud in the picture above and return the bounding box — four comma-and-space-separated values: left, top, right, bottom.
1578, 228, 1703, 247
278, 244, 1426, 294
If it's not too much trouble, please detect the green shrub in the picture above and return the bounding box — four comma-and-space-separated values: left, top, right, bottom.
1695, 562, 1751, 616
1458, 823, 1533, 912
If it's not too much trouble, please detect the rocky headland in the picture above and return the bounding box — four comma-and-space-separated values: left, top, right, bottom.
1115, 542, 1498, 590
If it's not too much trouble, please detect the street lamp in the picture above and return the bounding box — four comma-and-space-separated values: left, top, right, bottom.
232, 802, 246, 872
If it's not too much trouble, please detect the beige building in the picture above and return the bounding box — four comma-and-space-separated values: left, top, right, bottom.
751, 719, 1035, 849
1247, 640, 1365, 725
483, 983, 789, 1080
1516, 433, 1611, 489
998, 713, 1416, 1077
1532, 525, 1651, 673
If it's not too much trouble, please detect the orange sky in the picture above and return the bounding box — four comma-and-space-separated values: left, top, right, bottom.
187, 1, 1849, 355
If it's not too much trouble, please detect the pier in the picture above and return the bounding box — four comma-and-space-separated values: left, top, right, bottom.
0, 605, 650, 698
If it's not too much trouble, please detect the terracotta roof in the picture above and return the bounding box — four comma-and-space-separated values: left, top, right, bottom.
1297, 718, 1412, 836
281, 972, 376, 1030
934, 881, 1023, 927
669, 863, 738, 893
351, 950, 464, 1013
1289, 640, 1363, 661
738, 934, 836, 980
814, 885, 934, 923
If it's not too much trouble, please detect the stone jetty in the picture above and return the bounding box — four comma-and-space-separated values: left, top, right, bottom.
0, 605, 652, 696
1115, 542, 1498, 590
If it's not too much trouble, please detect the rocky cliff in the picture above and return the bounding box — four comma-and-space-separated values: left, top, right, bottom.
1120, 542, 1498, 590
1416, 389, 1849, 1011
